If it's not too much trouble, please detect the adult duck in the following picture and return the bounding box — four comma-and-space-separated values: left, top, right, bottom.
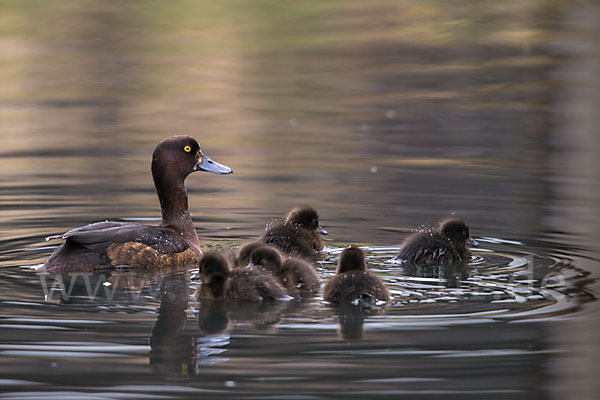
43, 135, 232, 273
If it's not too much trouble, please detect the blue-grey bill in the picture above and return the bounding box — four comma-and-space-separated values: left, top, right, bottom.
469, 237, 479, 247
318, 226, 328, 235
197, 155, 233, 175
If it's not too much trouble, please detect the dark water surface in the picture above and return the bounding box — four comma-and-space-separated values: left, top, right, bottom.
1, 1, 599, 399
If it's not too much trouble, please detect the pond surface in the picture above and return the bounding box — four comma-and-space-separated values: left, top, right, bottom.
1, 1, 599, 399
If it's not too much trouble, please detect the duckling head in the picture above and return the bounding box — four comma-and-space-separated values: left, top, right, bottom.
236, 241, 268, 267
198, 253, 232, 284
250, 246, 284, 275
439, 218, 478, 249
336, 246, 367, 274
285, 206, 328, 235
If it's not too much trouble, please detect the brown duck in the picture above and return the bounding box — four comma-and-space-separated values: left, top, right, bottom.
43, 135, 232, 273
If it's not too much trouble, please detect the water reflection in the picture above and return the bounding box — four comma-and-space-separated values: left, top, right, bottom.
40, 272, 115, 304
0, 240, 595, 397
401, 261, 471, 288
32, 242, 593, 320
329, 303, 389, 342
147, 269, 292, 379
197, 300, 230, 336
149, 273, 192, 381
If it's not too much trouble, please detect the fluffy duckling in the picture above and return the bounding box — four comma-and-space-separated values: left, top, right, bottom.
323, 246, 390, 304
395, 218, 478, 265
261, 206, 328, 259
249, 245, 320, 297
234, 240, 267, 268
196, 253, 287, 302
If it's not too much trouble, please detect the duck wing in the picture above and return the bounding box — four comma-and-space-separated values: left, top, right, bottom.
48, 221, 189, 253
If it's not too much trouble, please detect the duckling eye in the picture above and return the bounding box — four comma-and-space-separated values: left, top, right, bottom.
462, 230, 468, 238
183, 145, 192, 153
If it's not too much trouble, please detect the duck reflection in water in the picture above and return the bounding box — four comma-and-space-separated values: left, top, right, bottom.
147, 271, 266, 377
39, 271, 115, 304
40, 267, 192, 304
402, 262, 471, 288
149, 272, 194, 381
329, 303, 389, 342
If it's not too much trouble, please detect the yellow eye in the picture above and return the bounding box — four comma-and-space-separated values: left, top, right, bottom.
184, 145, 191, 153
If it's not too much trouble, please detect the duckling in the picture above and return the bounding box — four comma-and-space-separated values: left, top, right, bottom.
323, 246, 390, 304
261, 206, 328, 259
249, 245, 320, 297
234, 240, 267, 268
395, 218, 478, 265
196, 253, 287, 302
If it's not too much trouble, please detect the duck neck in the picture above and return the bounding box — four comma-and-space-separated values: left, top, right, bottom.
154, 171, 198, 243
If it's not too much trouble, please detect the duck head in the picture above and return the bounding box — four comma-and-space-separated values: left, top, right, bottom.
152, 135, 232, 180
337, 246, 367, 274
440, 218, 478, 250
198, 253, 232, 284
150, 136, 232, 233
285, 206, 328, 235
249, 246, 284, 275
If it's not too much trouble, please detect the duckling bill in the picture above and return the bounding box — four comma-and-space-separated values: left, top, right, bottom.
44, 135, 232, 273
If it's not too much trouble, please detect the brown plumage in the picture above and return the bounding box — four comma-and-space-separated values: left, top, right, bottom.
43, 136, 232, 273
261, 206, 327, 260
106, 242, 200, 269
249, 245, 320, 297
395, 218, 478, 265
196, 253, 287, 302
234, 240, 266, 268
323, 246, 390, 304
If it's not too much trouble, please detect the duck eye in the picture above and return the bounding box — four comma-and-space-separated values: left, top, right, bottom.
184, 145, 192, 153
